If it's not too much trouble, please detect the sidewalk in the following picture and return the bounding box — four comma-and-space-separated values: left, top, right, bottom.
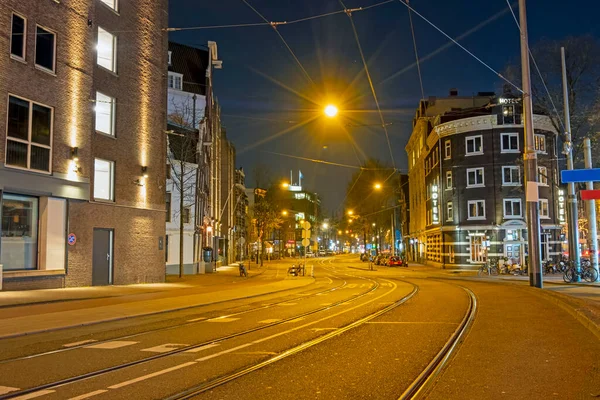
0, 259, 313, 339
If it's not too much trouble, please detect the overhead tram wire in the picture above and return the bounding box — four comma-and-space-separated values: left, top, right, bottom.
395, 0, 523, 94
504, 0, 566, 134
262, 151, 403, 171
339, 0, 397, 171
406, 0, 425, 101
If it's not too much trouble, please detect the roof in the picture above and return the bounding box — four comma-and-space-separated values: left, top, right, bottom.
168, 41, 209, 96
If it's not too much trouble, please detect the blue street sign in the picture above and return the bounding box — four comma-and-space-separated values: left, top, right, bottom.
561, 168, 600, 184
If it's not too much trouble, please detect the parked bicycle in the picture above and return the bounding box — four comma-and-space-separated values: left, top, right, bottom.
477, 258, 499, 277
563, 260, 599, 283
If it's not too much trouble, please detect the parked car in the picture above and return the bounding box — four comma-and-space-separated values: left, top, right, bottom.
388, 256, 407, 267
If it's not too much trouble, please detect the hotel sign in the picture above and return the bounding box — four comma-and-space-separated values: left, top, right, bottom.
558, 189, 565, 223
432, 185, 439, 224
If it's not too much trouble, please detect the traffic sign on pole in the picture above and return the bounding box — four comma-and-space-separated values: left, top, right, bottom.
581, 190, 600, 201
301, 238, 310, 247
561, 168, 600, 184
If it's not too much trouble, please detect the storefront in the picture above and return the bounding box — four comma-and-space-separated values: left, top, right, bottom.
1, 193, 38, 270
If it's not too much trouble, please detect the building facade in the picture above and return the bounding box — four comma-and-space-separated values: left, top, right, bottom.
406, 89, 563, 268
1, 0, 168, 289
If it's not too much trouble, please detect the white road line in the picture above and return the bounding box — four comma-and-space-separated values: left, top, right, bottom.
12, 390, 55, 400
184, 343, 220, 353
141, 343, 189, 353
277, 303, 297, 306
68, 389, 108, 400
187, 317, 207, 322
258, 319, 281, 324
85, 341, 138, 349
366, 321, 460, 325
283, 317, 305, 323
310, 328, 338, 332
195, 343, 252, 362
63, 340, 97, 348
0, 386, 19, 395
206, 317, 240, 323
320, 303, 332, 306
108, 362, 197, 389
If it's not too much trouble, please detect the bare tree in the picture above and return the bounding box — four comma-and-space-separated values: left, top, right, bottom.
252, 195, 282, 266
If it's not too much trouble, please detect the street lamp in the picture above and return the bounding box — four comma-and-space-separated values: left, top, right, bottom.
374, 183, 382, 190
324, 105, 338, 118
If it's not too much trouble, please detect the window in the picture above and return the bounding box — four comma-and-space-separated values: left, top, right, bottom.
97, 27, 116, 72
535, 134, 546, 153
167, 72, 182, 90
168, 51, 172, 66
1, 194, 38, 270
447, 201, 453, 221
94, 158, 115, 201
502, 105, 515, 124
444, 140, 451, 159
165, 192, 171, 222
466, 168, 484, 187
35, 26, 55, 72
99, 0, 118, 11
6, 95, 52, 172
501, 133, 519, 152
166, 164, 171, 179
465, 135, 483, 155
95, 92, 115, 136
446, 171, 452, 190
11, 13, 26, 60
538, 166, 548, 185
468, 200, 485, 220
502, 166, 520, 186
182, 207, 191, 224
539, 199, 549, 219
503, 198, 522, 218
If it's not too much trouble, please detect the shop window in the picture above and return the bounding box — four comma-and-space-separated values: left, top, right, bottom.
1, 194, 38, 270
35, 25, 55, 72
97, 27, 117, 72
11, 13, 26, 60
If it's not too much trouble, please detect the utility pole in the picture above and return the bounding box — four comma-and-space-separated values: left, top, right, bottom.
561, 47, 581, 281
583, 138, 599, 279
518, 0, 543, 288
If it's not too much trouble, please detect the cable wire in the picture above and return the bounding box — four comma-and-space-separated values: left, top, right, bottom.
406, 0, 425, 100
396, 0, 523, 93
339, 0, 397, 170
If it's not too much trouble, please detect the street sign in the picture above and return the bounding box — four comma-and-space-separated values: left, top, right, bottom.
67, 233, 76, 246
561, 168, 600, 183
302, 221, 311, 230
302, 229, 310, 239
581, 189, 600, 200
301, 238, 310, 247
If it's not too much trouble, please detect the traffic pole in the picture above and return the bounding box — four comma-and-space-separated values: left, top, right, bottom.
561, 47, 581, 281
583, 138, 599, 280
518, 0, 543, 288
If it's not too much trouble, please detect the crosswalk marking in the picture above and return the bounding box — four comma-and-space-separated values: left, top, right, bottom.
12, 389, 55, 399
68, 389, 108, 400
0, 386, 19, 395
259, 319, 281, 324
85, 341, 138, 350
184, 343, 220, 353
141, 343, 188, 353
63, 340, 97, 348
206, 317, 240, 323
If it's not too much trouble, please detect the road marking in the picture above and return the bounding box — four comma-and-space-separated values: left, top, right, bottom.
381, 283, 393, 287
12, 390, 55, 399
68, 389, 108, 400
310, 328, 338, 332
85, 341, 138, 349
187, 317, 207, 322
206, 317, 240, 323
277, 303, 297, 306
0, 386, 19, 395
316, 293, 328, 296
320, 303, 332, 306
259, 319, 281, 324
347, 284, 358, 288
184, 343, 220, 353
63, 340, 97, 348
108, 362, 197, 389
366, 321, 460, 325
284, 317, 305, 323
195, 343, 252, 362
141, 343, 189, 353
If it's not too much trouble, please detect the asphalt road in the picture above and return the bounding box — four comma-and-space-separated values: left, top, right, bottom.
0, 255, 598, 400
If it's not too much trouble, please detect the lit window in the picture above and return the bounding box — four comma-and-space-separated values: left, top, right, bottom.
446, 171, 452, 190
94, 158, 115, 201
444, 140, 451, 159
95, 92, 115, 136
11, 13, 26, 60
99, 0, 118, 11
466, 168, 484, 187
539, 199, 549, 219
535, 134, 546, 153
538, 166, 548, 186
502, 166, 520, 186
6, 95, 52, 172
167, 72, 182, 90
501, 133, 519, 152
467, 200, 485, 220
465, 135, 483, 155
503, 199, 522, 218
1, 194, 39, 270
35, 26, 55, 72
447, 201, 453, 221
97, 27, 117, 72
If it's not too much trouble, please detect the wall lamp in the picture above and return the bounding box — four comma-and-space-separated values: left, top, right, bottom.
71, 147, 79, 161
141, 166, 149, 179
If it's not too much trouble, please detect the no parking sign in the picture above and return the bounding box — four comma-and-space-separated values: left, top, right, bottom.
67, 233, 77, 246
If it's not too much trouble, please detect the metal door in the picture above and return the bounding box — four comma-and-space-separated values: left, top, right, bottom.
92, 229, 113, 286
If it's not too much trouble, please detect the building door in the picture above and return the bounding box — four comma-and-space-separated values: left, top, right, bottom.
470, 236, 485, 263
93, 229, 113, 286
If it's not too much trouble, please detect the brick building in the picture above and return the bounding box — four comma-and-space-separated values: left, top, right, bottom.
0, 0, 168, 289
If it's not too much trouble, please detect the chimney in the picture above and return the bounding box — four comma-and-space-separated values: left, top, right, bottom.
449, 88, 458, 96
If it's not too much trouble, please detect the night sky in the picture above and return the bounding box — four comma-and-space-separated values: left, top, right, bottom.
168, 0, 599, 213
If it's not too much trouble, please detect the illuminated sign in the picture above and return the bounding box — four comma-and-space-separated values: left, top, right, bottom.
432, 185, 439, 224
499, 97, 520, 104
558, 189, 566, 223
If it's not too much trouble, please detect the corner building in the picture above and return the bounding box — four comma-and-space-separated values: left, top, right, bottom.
405, 89, 563, 268
0, 0, 168, 289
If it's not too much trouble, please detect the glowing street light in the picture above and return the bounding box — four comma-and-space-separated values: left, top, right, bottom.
282, 210, 288, 216
324, 104, 338, 118
322, 223, 329, 229
374, 183, 382, 190
282, 182, 290, 188
347, 210, 354, 216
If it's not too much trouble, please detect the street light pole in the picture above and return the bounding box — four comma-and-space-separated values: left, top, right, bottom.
518, 0, 543, 288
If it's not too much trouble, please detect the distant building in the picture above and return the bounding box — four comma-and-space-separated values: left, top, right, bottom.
405, 88, 563, 268
0, 0, 168, 289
